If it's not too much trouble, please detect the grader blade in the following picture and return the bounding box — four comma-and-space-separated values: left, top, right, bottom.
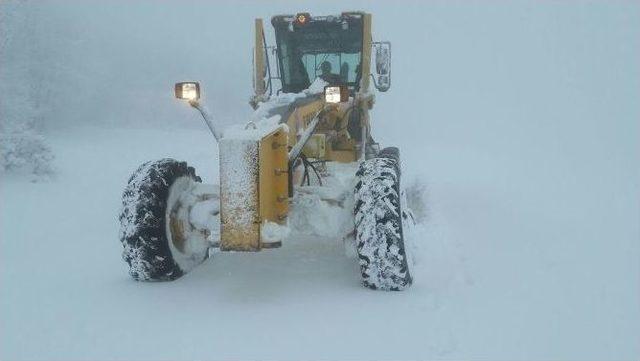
219, 125, 289, 251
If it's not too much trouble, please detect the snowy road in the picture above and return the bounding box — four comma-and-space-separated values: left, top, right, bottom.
1, 123, 638, 360
0, 128, 463, 359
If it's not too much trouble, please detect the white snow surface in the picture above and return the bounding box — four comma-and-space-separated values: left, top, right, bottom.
1, 2, 640, 361
1, 121, 637, 360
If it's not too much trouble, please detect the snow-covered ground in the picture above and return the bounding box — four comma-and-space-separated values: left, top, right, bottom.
1, 118, 637, 360
2, 2, 639, 360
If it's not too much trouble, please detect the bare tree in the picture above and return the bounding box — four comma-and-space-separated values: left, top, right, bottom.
0, 0, 54, 177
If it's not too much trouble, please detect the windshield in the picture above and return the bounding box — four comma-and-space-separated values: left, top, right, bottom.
273, 15, 364, 93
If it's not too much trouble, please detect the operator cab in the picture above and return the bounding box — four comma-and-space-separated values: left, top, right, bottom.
271, 13, 364, 94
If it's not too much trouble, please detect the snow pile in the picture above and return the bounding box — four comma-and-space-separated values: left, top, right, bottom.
288, 163, 357, 242
404, 179, 428, 223
165, 177, 212, 272
261, 221, 290, 243
189, 197, 220, 243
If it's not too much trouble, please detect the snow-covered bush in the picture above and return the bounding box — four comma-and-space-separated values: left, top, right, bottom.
0, 126, 54, 177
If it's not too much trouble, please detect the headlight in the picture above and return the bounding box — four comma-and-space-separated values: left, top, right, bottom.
174, 82, 200, 101
324, 85, 348, 103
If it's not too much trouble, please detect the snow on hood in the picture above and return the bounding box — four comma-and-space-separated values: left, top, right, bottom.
250, 77, 327, 122
305, 77, 328, 95
223, 114, 285, 140
224, 78, 327, 141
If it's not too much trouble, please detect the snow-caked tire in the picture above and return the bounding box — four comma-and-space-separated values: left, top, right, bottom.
354, 147, 412, 290
119, 159, 208, 281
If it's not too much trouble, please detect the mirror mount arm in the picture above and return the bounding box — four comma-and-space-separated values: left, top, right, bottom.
370, 73, 390, 92
370, 73, 380, 90
189, 100, 222, 143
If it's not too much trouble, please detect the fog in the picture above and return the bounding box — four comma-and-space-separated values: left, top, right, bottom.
3, 1, 638, 139
2, 1, 405, 129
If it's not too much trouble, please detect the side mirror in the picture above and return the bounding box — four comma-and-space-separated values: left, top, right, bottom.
373, 42, 391, 92
175, 82, 200, 101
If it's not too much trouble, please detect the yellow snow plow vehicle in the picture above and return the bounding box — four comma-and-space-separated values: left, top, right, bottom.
119, 12, 412, 290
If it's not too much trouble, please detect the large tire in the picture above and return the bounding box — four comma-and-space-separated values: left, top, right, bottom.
119, 159, 209, 281
354, 147, 412, 290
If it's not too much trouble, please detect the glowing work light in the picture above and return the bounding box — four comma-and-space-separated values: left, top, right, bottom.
324, 85, 348, 103
174, 82, 200, 101
295, 13, 310, 25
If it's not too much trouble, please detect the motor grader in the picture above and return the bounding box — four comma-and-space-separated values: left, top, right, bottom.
119, 12, 412, 290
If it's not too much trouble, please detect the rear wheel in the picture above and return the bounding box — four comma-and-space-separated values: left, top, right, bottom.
119, 159, 209, 281
354, 147, 412, 290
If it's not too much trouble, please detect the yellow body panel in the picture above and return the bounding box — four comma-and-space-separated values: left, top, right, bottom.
284, 99, 325, 147
325, 147, 357, 163
302, 134, 326, 159
360, 14, 372, 93
259, 127, 289, 225
283, 99, 362, 163
254, 18, 266, 97
221, 224, 260, 251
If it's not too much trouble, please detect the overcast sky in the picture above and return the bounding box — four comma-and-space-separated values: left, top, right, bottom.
1, 0, 638, 154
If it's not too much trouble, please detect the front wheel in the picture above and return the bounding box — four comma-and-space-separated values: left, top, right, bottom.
119, 159, 210, 281
354, 147, 412, 290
